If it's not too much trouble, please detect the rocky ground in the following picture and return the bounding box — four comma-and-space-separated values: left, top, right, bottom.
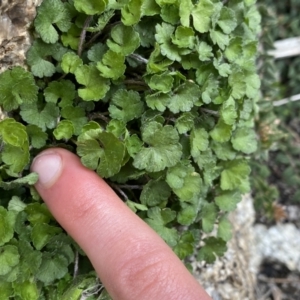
193, 194, 300, 300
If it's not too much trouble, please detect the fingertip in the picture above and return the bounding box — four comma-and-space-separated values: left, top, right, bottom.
31, 149, 64, 188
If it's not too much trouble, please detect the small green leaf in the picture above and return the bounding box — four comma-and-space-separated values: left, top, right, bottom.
177, 204, 198, 226
75, 65, 110, 101
172, 26, 195, 49
61, 24, 81, 50
210, 29, 229, 50
31, 224, 62, 250
20, 102, 60, 131
197, 41, 213, 61
210, 119, 232, 143
87, 43, 107, 62
107, 119, 126, 138
34, 0, 71, 43
190, 127, 209, 158
97, 50, 126, 80
192, 0, 215, 33
125, 134, 143, 157
217, 7, 237, 34
174, 231, 194, 259
74, 0, 108, 15
0, 67, 38, 111
44, 80, 76, 108
229, 70, 260, 99
161, 4, 180, 25
76, 129, 103, 170
175, 112, 196, 134
77, 130, 126, 178
217, 215, 232, 241
211, 141, 236, 161
97, 132, 126, 178
145, 92, 171, 112
231, 127, 257, 154
148, 73, 174, 93
0, 245, 19, 276
17, 240, 42, 281
133, 121, 182, 172
107, 24, 140, 55
179, 0, 193, 27
126, 200, 148, 213
13, 281, 39, 300
221, 160, 251, 192
215, 190, 242, 212
0, 207, 15, 246
25, 203, 52, 225
0, 282, 12, 299
200, 202, 218, 233
197, 237, 227, 263
0, 173, 38, 191
166, 162, 202, 202
61, 105, 88, 135
53, 120, 74, 140
87, 10, 115, 32
0, 118, 28, 147
36, 252, 69, 284
167, 82, 201, 113
26, 125, 48, 149
8, 196, 27, 212
220, 96, 237, 126
224, 37, 243, 62
141, 0, 160, 16
121, 0, 142, 25
140, 180, 171, 207
201, 75, 220, 104
145, 207, 178, 247
2, 143, 30, 173
61, 52, 83, 74
109, 89, 144, 123
155, 0, 177, 6
155, 23, 181, 61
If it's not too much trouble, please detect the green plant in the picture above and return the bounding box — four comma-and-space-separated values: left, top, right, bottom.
252, 1, 300, 222
0, 0, 261, 298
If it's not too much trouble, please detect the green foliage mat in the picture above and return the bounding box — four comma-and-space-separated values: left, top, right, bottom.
0, 0, 261, 298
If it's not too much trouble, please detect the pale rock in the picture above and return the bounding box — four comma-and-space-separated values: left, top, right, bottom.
0, 0, 42, 72
254, 223, 300, 272
193, 194, 259, 300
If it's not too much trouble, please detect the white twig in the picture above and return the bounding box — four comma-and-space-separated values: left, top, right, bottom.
73, 250, 79, 279
129, 53, 149, 64
268, 36, 300, 59
201, 108, 219, 116
80, 279, 103, 300
273, 93, 300, 106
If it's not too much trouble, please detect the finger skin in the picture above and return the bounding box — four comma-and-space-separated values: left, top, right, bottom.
31, 148, 211, 300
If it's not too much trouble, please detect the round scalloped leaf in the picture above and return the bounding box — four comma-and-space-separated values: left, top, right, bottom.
74, 0, 108, 15
0, 245, 19, 276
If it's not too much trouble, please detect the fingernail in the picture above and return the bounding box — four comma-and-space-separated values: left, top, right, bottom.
31, 150, 63, 187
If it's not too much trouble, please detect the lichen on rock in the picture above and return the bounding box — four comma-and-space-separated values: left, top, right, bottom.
0, 0, 42, 73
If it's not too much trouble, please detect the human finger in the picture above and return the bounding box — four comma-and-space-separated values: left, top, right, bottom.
31, 148, 211, 300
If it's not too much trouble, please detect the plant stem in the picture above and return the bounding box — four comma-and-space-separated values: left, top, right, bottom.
78, 16, 93, 57
88, 112, 110, 123
109, 182, 129, 200
124, 79, 148, 87
117, 184, 143, 190
73, 250, 79, 279
201, 108, 219, 116
129, 53, 149, 64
